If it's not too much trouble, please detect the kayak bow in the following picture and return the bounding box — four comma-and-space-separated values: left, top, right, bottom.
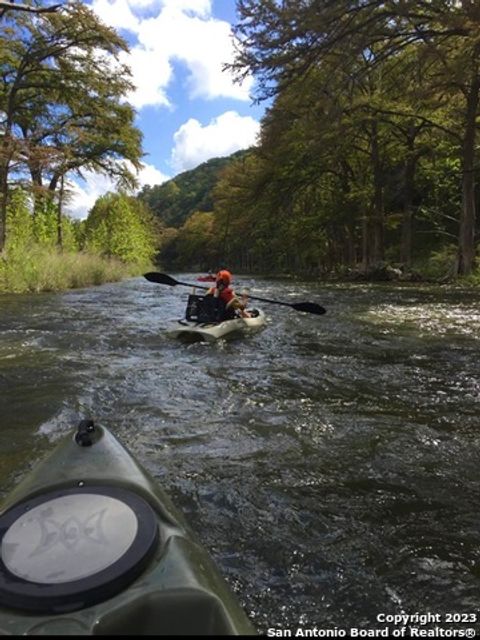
0, 421, 255, 636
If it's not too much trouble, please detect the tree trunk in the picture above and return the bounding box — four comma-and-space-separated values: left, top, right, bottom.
457, 73, 479, 276
29, 165, 43, 218
57, 174, 64, 248
371, 121, 384, 264
361, 213, 370, 272
0, 164, 7, 253
401, 156, 416, 266
0, 130, 13, 253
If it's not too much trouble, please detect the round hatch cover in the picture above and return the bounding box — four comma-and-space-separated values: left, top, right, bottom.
0, 485, 159, 613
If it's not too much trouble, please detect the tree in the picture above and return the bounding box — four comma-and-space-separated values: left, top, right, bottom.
230, 0, 480, 275
174, 211, 217, 269
84, 193, 155, 265
0, 1, 142, 251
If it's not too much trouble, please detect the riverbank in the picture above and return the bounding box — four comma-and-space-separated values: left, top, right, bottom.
0, 247, 148, 294
232, 262, 480, 287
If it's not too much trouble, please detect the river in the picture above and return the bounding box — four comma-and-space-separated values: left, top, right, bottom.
0, 275, 479, 634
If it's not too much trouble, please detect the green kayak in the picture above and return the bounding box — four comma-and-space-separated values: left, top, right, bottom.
0, 421, 256, 635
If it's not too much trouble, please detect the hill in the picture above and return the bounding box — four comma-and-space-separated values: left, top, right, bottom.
138, 149, 250, 228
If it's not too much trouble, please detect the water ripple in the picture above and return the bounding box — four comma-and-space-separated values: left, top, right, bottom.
1, 277, 480, 632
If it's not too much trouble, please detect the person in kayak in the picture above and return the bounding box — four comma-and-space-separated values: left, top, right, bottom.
205, 270, 251, 320
197, 270, 216, 282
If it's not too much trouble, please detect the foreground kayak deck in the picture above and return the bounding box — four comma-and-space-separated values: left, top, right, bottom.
167, 309, 266, 342
0, 422, 255, 636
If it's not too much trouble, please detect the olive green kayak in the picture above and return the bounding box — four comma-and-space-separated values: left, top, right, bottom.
0, 421, 256, 636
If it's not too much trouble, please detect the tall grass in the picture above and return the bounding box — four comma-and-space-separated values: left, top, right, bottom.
0, 247, 148, 294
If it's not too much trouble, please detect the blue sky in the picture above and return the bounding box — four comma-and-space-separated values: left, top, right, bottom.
69, 0, 266, 219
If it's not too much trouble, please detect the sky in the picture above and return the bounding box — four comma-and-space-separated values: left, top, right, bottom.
68, 0, 265, 219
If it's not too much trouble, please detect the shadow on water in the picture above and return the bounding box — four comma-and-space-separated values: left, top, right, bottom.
1, 277, 480, 632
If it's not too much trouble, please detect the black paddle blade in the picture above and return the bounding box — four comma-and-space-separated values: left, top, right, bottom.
143, 272, 178, 286
291, 302, 326, 315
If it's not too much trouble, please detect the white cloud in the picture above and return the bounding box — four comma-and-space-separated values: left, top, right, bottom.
66, 162, 170, 220
160, 0, 211, 16
89, 0, 253, 108
90, 0, 141, 33
138, 162, 170, 186
171, 111, 260, 173
90, 0, 211, 31
120, 46, 173, 109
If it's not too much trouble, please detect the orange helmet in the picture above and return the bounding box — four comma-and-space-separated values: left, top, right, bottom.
216, 269, 232, 286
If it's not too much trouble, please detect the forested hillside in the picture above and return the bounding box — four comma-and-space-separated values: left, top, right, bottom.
138, 150, 248, 228
137, 150, 251, 271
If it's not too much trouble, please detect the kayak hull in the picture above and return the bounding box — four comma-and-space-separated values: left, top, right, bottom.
167, 309, 266, 342
0, 423, 255, 636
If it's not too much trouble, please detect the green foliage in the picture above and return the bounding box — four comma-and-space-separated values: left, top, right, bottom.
0, 246, 138, 294
6, 192, 79, 253
0, 4, 152, 293
32, 200, 57, 246
415, 152, 462, 253
154, 226, 179, 267
0, 0, 143, 253
217, 0, 480, 278
5, 191, 34, 252
461, 261, 480, 286
172, 211, 217, 269
84, 193, 155, 265
0, 189, 148, 293
4, 1, 480, 283
138, 150, 249, 228
60, 217, 80, 253
414, 244, 458, 280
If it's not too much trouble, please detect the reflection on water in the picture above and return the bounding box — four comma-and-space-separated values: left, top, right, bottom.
363, 302, 480, 338
0, 278, 480, 633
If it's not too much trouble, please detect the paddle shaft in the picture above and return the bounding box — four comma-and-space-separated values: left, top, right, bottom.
144, 272, 326, 315
178, 280, 297, 307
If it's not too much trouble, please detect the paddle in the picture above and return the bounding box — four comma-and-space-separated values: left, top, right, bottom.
143, 272, 327, 316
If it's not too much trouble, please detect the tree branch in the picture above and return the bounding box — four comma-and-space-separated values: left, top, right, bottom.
0, 2, 62, 18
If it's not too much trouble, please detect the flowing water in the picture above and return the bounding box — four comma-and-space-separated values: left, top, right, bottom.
1, 275, 480, 635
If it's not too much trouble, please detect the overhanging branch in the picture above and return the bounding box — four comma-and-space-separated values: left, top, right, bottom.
0, 1, 62, 18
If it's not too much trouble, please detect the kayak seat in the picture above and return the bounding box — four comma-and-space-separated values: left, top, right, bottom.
185, 295, 226, 323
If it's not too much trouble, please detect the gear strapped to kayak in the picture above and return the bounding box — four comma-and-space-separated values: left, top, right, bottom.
185, 293, 226, 323
0, 421, 255, 635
